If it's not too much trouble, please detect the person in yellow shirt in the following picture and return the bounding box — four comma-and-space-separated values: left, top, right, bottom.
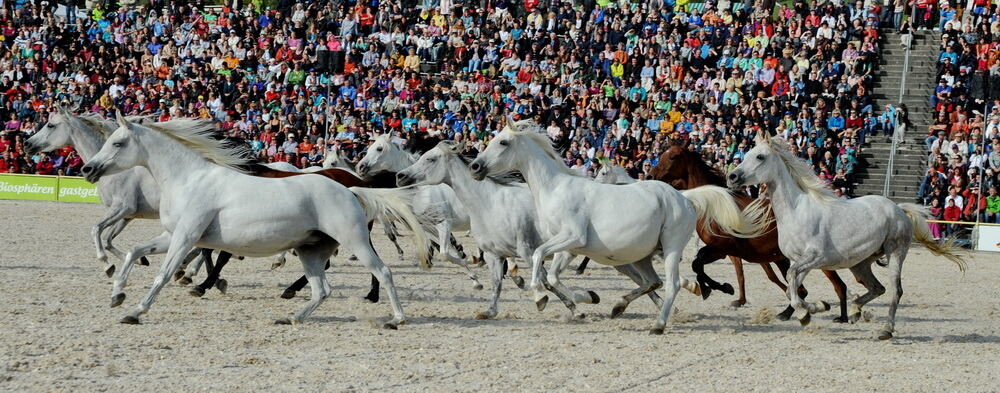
403, 48, 420, 71
610, 60, 624, 85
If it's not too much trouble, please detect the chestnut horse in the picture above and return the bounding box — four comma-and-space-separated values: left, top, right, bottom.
649, 142, 849, 322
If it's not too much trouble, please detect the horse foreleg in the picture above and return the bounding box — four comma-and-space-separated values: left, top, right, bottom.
177, 248, 212, 285
475, 253, 505, 320
847, 259, 886, 324
528, 233, 586, 318
574, 257, 591, 275
822, 269, 849, 323
92, 207, 131, 277
610, 257, 663, 318
437, 222, 482, 290
281, 260, 333, 300
102, 218, 131, 262
548, 252, 599, 306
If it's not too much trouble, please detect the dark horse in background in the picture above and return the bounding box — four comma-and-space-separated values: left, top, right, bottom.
580, 140, 850, 322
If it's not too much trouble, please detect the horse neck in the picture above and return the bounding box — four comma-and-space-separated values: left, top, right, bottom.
443, 158, 492, 207
516, 144, 572, 200
138, 130, 213, 189
385, 147, 417, 172
764, 162, 811, 225
67, 119, 108, 161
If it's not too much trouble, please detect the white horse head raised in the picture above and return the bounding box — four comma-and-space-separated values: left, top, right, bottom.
726, 133, 838, 204
356, 133, 415, 177
594, 163, 635, 185
469, 118, 579, 181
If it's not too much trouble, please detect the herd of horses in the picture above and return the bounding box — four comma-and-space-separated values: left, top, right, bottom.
22, 107, 967, 339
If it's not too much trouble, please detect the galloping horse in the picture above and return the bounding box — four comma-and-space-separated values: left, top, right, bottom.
648, 140, 852, 322
728, 134, 966, 339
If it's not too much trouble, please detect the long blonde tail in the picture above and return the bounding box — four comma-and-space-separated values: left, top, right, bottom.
350, 187, 432, 269
681, 186, 772, 238
899, 203, 967, 272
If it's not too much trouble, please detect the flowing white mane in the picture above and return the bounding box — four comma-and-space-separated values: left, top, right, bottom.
140, 118, 253, 173
505, 119, 583, 178
761, 136, 838, 204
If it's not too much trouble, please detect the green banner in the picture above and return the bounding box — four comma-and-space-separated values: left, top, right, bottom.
57, 177, 102, 203
0, 174, 102, 203
0, 174, 58, 201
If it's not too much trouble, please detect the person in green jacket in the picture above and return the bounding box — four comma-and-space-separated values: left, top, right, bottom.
986, 187, 1000, 224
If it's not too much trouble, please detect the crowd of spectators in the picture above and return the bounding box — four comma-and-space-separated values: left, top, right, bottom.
918, 0, 1000, 232
0, 0, 895, 199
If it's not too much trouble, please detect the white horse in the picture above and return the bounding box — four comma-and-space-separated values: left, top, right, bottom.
469, 119, 769, 333
357, 134, 481, 287
81, 114, 429, 326
727, 134, 966, 339
395, 141, 624, 319
24, 108, 175, 276
594, 163, 634, 185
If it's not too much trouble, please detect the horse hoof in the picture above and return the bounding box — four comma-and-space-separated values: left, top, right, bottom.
798, 313, 812, 327
818, 301, 831, 312
833, 316, 849, 324
270, 262, 283, 270
237, 256, 245, 260
729, 300, 747, 308
216, 279, 228, 294
535, 296, 549, 311
382, 323, 398, 330
588, 291, 600, 305
878, 330, 893, 340
138, 257, 150, 266
849, 312, 862, 324
348, 255, 359, 261
273, 318, 292, 325
699, 283, 712, 300
110, 293, 126, 308
188, 286, 206, 297
120, 315, 140, 325
474, 312, 493, 320
363, 293, 379, 304
573, 313, 586, 320
649, 327, 665, 335
172, 271, 185, 281
776, 306, 794, 321
178, 276, 193, 286
512, 276, 526, 289
472, 282, 484, 290
610, 302, 628, 319
574, 268, 586, 275
279, 290, 296, 300
720, 283, 735, 296
105, 264, 116, 278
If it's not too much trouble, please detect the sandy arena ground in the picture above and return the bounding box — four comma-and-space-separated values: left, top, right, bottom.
0, 199, 997, 392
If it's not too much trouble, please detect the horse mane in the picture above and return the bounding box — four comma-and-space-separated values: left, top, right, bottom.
140, 118, 253, 174
687, 150, 728, 187
764, 136, 838, 203
507, 120, 584, 178
76, 113, 116, 137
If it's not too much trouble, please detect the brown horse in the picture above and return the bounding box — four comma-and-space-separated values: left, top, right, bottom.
648, 142, 849, 322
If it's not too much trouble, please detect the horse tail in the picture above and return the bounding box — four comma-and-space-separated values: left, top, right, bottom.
899, 203, 967, 272
681, 185, 772, 238
350, 187, 432, 269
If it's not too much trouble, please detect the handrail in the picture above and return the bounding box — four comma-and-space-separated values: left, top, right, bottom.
926, 220, 1000, 227
883, 13, 913, 197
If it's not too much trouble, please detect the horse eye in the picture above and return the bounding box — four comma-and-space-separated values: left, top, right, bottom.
113, 142, 124, 148
376, 147, 383, 152
47, 124, 55, 128
756, 154, 765, 161
428, 158, 436, 163
499, 140, 509, 146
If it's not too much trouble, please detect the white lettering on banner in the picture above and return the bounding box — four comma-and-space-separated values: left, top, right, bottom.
59, 186, 99, 198
0, 181, 56, 195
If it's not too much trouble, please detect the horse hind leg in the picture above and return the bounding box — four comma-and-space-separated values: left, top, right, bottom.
190, 251, 234, 297
729, 256, 747, 307
847, 259, 886, 324
878, 249, 906, 340
650, 231, 692, 335
822, 269, 850, 323
475, 253, 505, 320
690, 247, 729, 300
276, 245, 336, 325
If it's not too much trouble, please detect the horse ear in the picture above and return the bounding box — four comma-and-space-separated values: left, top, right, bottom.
116, 110, 128, 128
754, 129, 769, 145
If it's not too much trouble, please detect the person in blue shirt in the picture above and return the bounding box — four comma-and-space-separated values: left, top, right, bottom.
939, 46, 958, 64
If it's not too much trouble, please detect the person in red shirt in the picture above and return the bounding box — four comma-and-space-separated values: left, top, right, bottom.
35, 155, 55, 175
943, 199, 962, 235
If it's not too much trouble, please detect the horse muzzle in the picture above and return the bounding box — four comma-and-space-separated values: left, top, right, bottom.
81, 163, 105, 183
469, 160, 488, 181
727, 171, 745, 189
23, 141, 40, 155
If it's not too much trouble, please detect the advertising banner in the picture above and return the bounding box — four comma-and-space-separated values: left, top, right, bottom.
976, 226, 1000, 253
0, 174, 101, 203
57, 177, 102, 203
0, 174, 58, 201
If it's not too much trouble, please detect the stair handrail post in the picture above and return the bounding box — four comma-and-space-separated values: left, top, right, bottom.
884, 25, 911, 198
